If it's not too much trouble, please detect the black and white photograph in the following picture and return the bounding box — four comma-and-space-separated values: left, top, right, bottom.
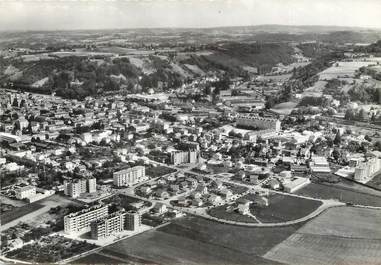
0, 0, 381, 264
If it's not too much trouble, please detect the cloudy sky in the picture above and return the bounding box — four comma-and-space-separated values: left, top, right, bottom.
0, 0, 381, 31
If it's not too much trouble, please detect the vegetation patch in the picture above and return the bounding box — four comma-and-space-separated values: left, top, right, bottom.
1, 203, 44, 225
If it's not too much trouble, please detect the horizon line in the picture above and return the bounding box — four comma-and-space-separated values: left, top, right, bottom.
1, 23, 381, 33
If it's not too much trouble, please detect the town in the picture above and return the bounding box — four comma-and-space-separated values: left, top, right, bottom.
1, 22, 381, 265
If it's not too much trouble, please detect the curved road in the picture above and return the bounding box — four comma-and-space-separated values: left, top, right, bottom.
174, 200, 345, 227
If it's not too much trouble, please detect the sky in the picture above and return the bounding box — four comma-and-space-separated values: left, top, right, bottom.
0, 0, 381, 31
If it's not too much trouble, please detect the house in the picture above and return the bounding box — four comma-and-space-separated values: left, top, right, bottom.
169, 184, 180, 194
195, 184, 208, 195
155, 189, 169, 199
190, 191, 202, 199
192, 198, 203, 207
237, 199, 251, 215
179, 181, 189, 190
157, 179, 167, 186
187, 178, 198, 188
219, 188, 233, 200
208, 194, 223, 206
268, 179, 281, 190
254, 196, 269, 207
249, 175, 259, 184
153, 202, 167, 214
195, 175, 204, 183
177, 196, 188, 206
129, 201, 146, 211
235, 171, 246, 181
139, 186, 152, 196
211, 180, 223, 190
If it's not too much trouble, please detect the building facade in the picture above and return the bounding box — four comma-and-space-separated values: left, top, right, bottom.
90, 210, 125, 239
15, 186, 36, 200
354, 157, 381, 182
124, 211, 142, 230
64, 178, 97, 198
113, 166, 146, 187
170, 150, 199, 165
64, 204, 109, 235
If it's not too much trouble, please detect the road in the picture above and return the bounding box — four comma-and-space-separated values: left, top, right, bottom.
174, 199, 345, 227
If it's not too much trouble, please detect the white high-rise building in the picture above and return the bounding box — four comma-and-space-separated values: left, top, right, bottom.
64, 204, 108, 235
124, 211, 142, 230
170, 150, 199, 165
90, 210, 125, 239
64, 178, 97, 198
113, 166, 146, 187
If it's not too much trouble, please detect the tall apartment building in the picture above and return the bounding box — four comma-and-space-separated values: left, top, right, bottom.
64, 204, 109, 235
170, 150, 199, 165
64, 178, 97, 198
113, 166, 146, 187
236, 115, 281, 132
87, 178, 97, 193
90, 210, 125, 239
354, 157, 381, 182
124, 211, 142, 230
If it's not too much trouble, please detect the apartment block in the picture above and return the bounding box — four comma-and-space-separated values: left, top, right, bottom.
90, 210, 125, 239
354, 157, 381, 183
15, 185, 36, 200
113, 166, 146, 187
170, 150, 199, 165
64, 178, 97, 198
124, 211, 142, 231
64, 204, 109, 235
87, 178, 97, 193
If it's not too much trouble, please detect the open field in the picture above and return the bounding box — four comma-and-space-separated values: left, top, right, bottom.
298, 207, 381, 238
318, 60, 378, 80
302, 80, 326, 97
296, 182, 381, 206
335, 177, 381, 196
271, 101, 298, 115
0, 202, 44, 225
244, 193, 322, 223
146, 166, 176, 177
367, 173, 381, 190
101, 216, 301, 265
264, 207, 381, 265
73, 253, 125, 264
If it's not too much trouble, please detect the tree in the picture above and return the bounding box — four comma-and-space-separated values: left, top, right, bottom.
12, 97, 18, 107
265, 96, 276, 109
357, 108, 368, 121
333, 131, 341, 145
326, 137, 334, 147
344, 108, 356, 120
332, 148, 341, 161
374, 141, 381, 151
